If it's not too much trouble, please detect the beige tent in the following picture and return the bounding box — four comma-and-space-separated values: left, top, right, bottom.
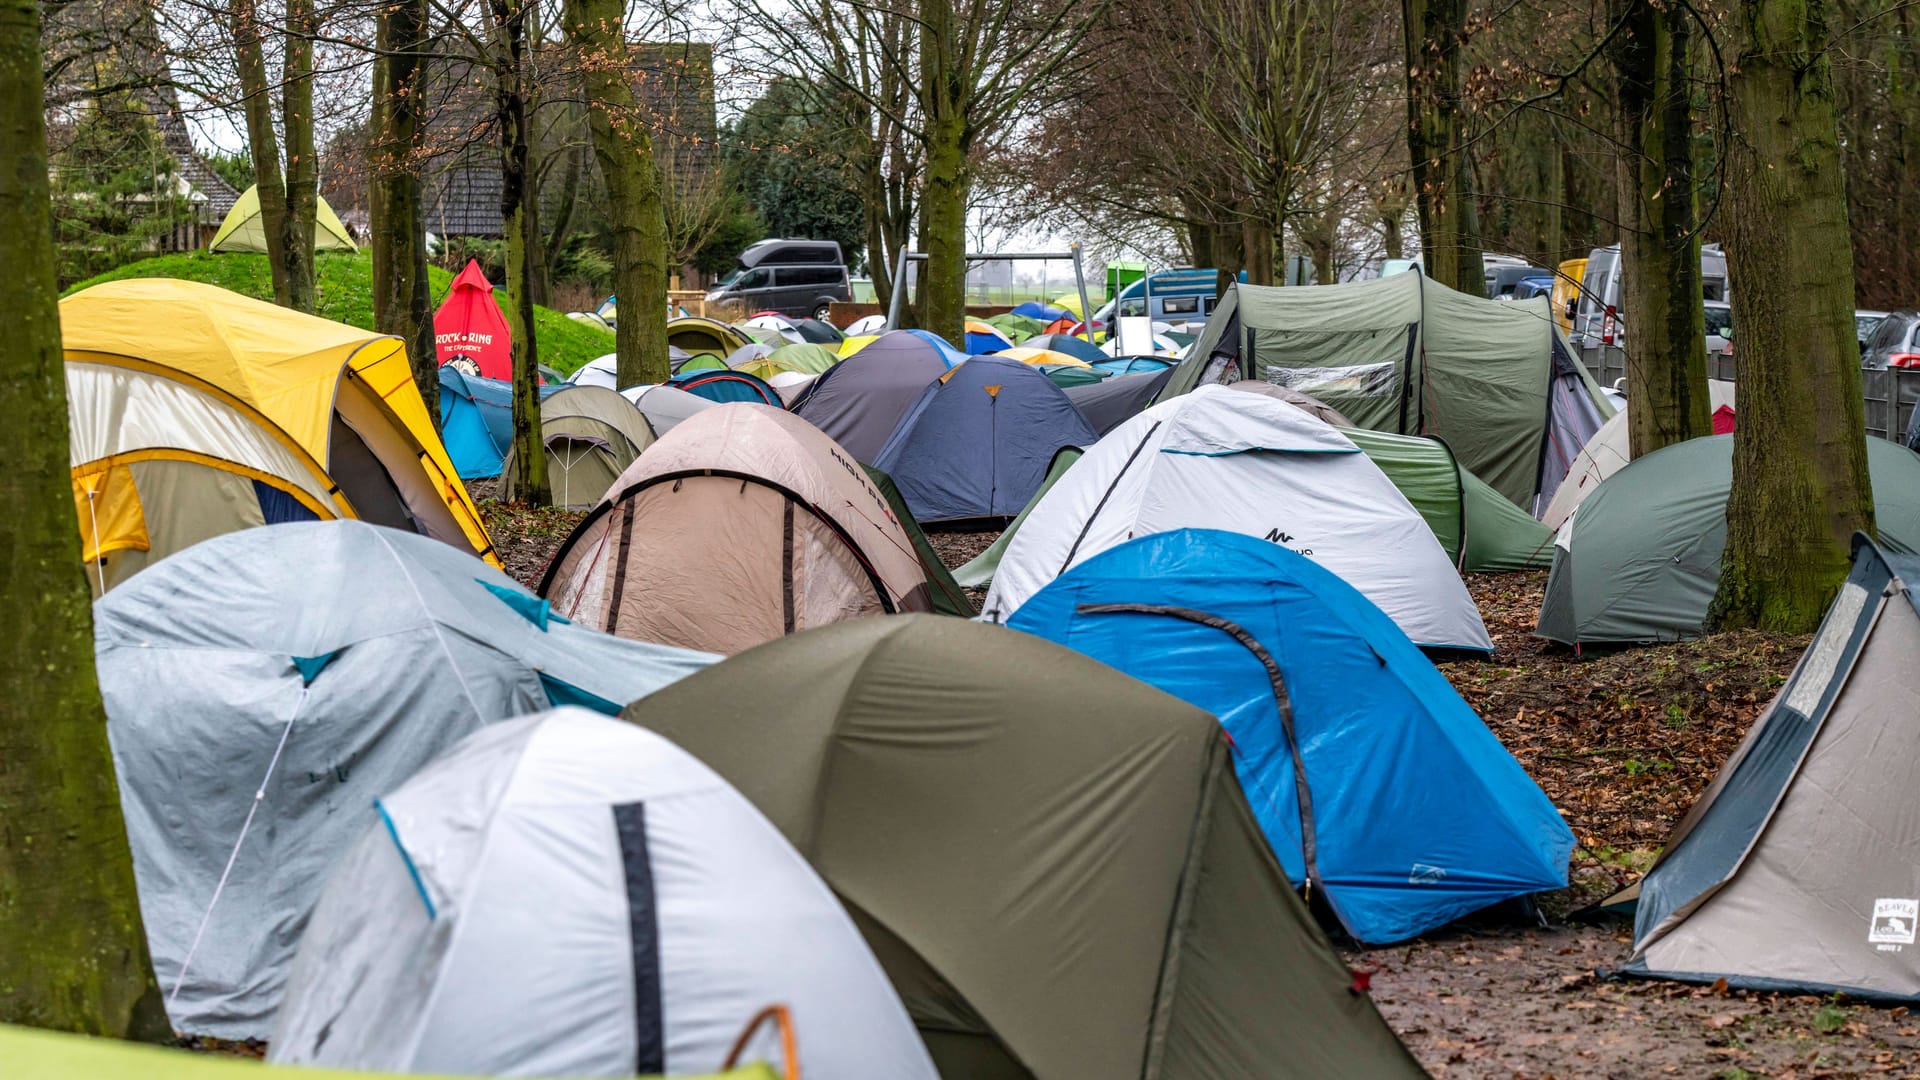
539, 404, 933, 653
1226, 379, 1355, 426
210, 185, 358, 253
500, 385, 656, 508
1540, 379, 1737, 529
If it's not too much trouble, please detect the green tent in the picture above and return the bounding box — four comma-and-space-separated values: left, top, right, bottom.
953, 447, 1080, 587
676, 351, 727, 373
1340, 428, 1556, 573
623, 617, 1424, 1080
2, 1023, 776, 1080
865, 464, 976, 616
765, 342, 841, 374
1038, 363, 1108, 388
985, 312, 1046, 344
500, 384, 656, 508
209, 185, 358, 253
1164, 274, 1613, 510
1538, 434, 1920, 646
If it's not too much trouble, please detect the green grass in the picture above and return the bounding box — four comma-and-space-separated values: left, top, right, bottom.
65, 251, 613, 375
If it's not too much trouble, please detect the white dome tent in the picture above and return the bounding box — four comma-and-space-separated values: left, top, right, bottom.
270, 709, 936, 1080
982, 384, 1492, 652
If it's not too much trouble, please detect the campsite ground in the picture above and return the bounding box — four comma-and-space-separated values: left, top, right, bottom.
486, 505, 1920, 1077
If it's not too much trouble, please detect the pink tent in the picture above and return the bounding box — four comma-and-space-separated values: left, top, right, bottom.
434, 260, 513, 380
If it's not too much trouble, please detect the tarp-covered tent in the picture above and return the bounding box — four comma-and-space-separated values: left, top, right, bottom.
1165, 274, 1613, 511
1226, 379, 1354, 427
982, 385, 1493, 652
433, 260, 513, 380
872, 358, 1097, 524
540, 405, 935, 654
61, 279, 497, 589
436, 367, 562, 480
964, 318, 1015, 355
272, 709, 935, 1078
97, 521, 711, 1037
668, 316, 752, 357
1, 1024, 778, 1080
789, 337, 950, 461
671, 368, 782, 406
1064, 368, 1174, 435
952, 448, 1081, 589
1339, 426, 1557, 572
621, 383, 718, 436
1611, 537, 1920, 1000
1538, 435, 1920, 646
624, 616, 1426, 1080
210, 184, 357, 253
1540, 380, 1737, 530
499, 385, 656, 508
1023, 332, 1105, 364
1009, 530, 1573, 943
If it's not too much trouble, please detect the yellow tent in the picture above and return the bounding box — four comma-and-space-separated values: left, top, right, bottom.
2, 1023, 779, 1080
61, 279, 497, 587
1050, 293, 1086, 318
209, 185, 359, 253
837, 333, 881, 358
994, 346, 1092, 369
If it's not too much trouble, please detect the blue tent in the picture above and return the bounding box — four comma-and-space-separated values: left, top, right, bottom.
670, 368, 781, 406
1093, 355, 1175, 377
963, 322, 1015, 356
438, 367, 561, 479
1011, 300, 1070, 322
890, 328, 968, 368
873, 357, 1096, 523
1007, 529, 1573, 943
1023, 333, 1106, 364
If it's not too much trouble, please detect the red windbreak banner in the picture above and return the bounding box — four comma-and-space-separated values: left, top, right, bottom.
434, 259, 514, 381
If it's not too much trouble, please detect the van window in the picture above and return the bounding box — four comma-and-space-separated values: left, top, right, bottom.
776, 266, 841, 287
759, 245, 840, 266
1118, 298, 1146, 318
1160, 296, 1199, 315
1201, 297, 1215, 315
730, 268, 771, 290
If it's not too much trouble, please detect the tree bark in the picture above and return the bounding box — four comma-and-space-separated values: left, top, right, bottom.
230, 0, 293, 307
563, 0, 670, 388
370, 0, 436, 418
1710, 0, 1874, 631
0, 0, 171, 1037
1213, 219, 1246, 296
1612, 0, 1711, 457
919, 111, 970, 343
280, 0, 317, 312
492, 1, 547, 505
1241, 212, 1275, 286
1402, 0, 1485, 294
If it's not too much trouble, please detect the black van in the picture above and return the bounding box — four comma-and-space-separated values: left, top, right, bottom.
705, 239, 852, 318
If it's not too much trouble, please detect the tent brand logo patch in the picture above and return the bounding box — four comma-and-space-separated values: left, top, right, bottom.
1409, 863, 1447, 885
1262, 528, 1313, 556
1870, 899, 1917, 946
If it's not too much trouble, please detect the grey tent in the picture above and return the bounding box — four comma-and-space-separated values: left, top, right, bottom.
1226, 379, 1354, 427
1537, 435, 1920, 646
789, 336, 949, 462
1163, 273, 1612, 510
1611, 537, 1920, 1001
500, 384, 656, 508
623, 616, 1424, 1079
95, 521, 711, 1037
1062, 368, 1174, 435
620, 383, 717, 435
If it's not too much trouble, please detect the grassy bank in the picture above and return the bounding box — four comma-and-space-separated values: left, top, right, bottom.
65, 251, 613, 375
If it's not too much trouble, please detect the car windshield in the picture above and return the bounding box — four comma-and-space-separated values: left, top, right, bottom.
716, 266, 746, 286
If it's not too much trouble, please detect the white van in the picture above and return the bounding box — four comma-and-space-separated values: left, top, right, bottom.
1572, 243, 1730, 345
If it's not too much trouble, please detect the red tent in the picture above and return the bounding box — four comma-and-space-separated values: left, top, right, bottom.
434, 260, 513, 380
1712, 404, 1737, 434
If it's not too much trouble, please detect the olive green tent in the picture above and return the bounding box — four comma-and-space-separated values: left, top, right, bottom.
209, 185, 358, 253
865, 464, 977, 616
1341, 427, 1556, 572
500, 384, 655, 508
1537, 434, 1920, 647
623, 617, 1423, 1080
1, 1023, 777, 1080
986, 312, 1046, 344
1163, 274, 1613, 510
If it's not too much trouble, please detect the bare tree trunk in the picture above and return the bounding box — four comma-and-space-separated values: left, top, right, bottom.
1612, 0, 1711, 456
370, 0, 435, 417
280, 0, 317, 312
492, 3, 547, 505
1710, 0, 1873, 631
0, 0, 170, 1036
564, 0, 670, 388
230, 0, 292, 307
1241, 212, 1275, 285
1214, 219, 1246, 295
920, 111, 970, 342
1403, 0, 1485, 294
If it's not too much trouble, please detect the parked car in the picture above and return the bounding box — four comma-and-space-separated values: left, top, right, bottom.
1704, 300, 1732, 358
1571, 243, 1731, 345
1862, 309, 1920, 370
1088, 267, 1247, 333
705, 238, 852, 318
1857, 309, 1890, 354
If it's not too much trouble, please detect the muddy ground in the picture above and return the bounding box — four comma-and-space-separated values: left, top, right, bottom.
483, 506, 1920, 1077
